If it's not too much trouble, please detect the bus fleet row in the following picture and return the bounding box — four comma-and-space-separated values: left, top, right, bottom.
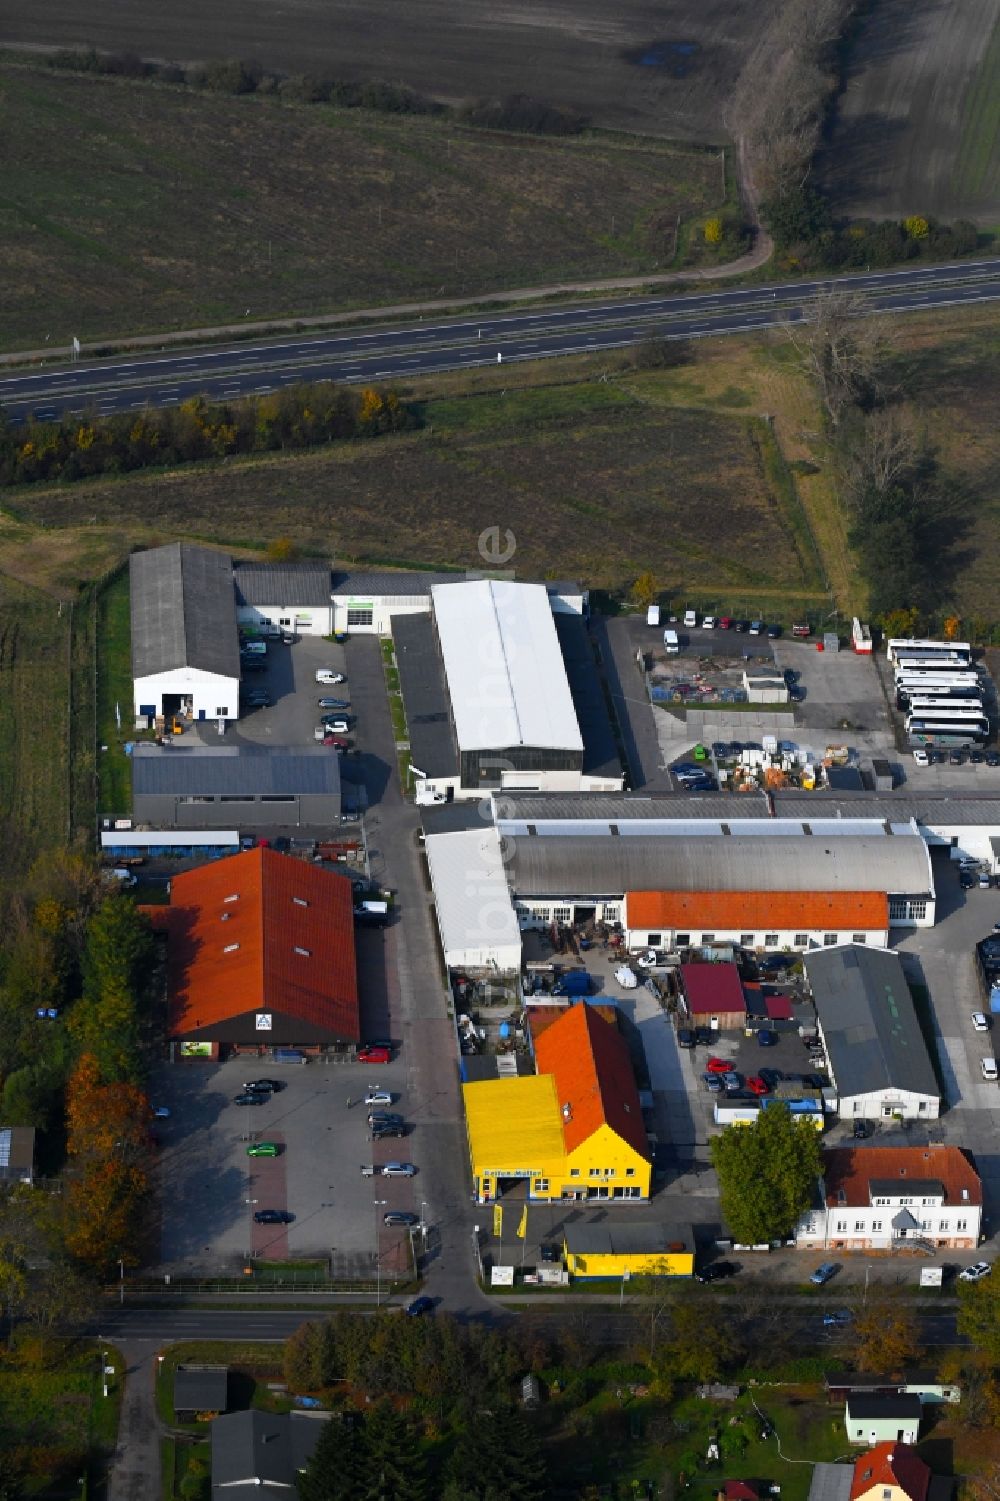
888, 638, 991, 744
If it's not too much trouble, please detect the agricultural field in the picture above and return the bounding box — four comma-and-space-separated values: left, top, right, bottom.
0, 58, 728, 352
2, 356, 828, 608
1, 0, 763, 141
821, 0, 1000, 223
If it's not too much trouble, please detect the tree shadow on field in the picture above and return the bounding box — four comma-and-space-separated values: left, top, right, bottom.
817, 111, 910, 207
917, 478, 980, 611
839, 0, 949, 76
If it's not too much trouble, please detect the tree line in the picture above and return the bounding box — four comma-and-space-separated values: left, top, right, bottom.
0, 383, 414, 489
44, 48, 588, 135
0, 853, 157, 1319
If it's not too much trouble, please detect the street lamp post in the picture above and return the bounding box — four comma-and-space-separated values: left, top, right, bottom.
245, 1199, 258, 1262
374, 1199, 387, 1306
118, 1259, 125, 1306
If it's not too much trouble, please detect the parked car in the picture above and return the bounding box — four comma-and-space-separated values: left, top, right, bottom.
734, 619, 749, 633
960, 871, 976, 889
244, 1079, 283, 1094
406, 1296, 434, 1317
757, 1030, 778, 1047
368, 1111, 403, 1127
810, 1262, 839, 1285
853, 1120, 873, 1140
323, 735, 352, 750
357, 1046, 392, 1064
540, 1244, 561, 1263
702, 615, 716, 630
384, 1211, 420, 1227
372, 1123, 405, 1139
254, 1209, 294, 1224
364, 1088, 394, 1106
241, 690, 271, 707
767, 623, 783, 638
972, 1013, 990, 1032
705, 1057, 733, 1074
718, 616, 732, 630
758, 1068, 783, 1088
695, 1260, 739, 1284
318, 698, 351, 711
281, 631, 296, 644
315, 669, 346, 684
981, 872, 992, 889
382, 1162, 416, 1177
703, 1075, 723, 1093
746, 1076, 769, 1096
981, 1057, 998, 1081
694, 1027, 715, 1046
822, 1309, 852, 1327
958, 1261, 991, 1282
749, 620, 763, 635
246, 1142, 280, 1157
791, 622, 812, 638
987, 752, 1000, 768
152, 1105, 171, 1119
722, 1072, 744, 1092
677, 1028, 695, 1049
233, 1093, 267, 1106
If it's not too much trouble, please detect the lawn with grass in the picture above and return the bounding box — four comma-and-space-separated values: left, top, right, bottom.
0, 58, 728, 352
0, 573, 71, 859
0, 1341, 123, 1496
5, 361, 827, 604
94, 566, 141, 817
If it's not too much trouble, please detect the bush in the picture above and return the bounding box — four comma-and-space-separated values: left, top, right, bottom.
458, 93, 587, 134
630, 336, 693, 370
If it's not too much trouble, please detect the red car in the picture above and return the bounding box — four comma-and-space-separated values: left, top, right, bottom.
323, 735, 351, 749
718, 616, 733, 629
746, 1075, 769, 1096
705, 1057, 733, 1074
357, 1046, 391, 1064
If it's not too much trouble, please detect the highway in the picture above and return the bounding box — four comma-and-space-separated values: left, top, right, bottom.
2, 257, 1000, 422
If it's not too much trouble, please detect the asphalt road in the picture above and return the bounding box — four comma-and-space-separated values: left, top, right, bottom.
91, 1302, 962, 1347
3, 258, 1000, 421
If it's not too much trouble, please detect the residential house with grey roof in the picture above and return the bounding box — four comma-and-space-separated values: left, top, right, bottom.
211, 1409, 329, 1500
804, 946, 940, 1120
130, 544, 241, 725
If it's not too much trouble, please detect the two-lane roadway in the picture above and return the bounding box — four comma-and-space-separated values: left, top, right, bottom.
2, 258, 1000, 422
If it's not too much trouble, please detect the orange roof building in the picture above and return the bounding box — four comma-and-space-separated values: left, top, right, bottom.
462, 1002, 651, 1206
163, 848, 360, 1047
625, 890, 889, 944
850, 1444, 932, 1501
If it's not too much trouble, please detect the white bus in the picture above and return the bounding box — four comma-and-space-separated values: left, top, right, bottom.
905, 703, 986, 722
887, 637, 971, 665
895, 669, 980, 689
894, 654, 971, 671
907, 715, 989, 742
905, 697, 985, 717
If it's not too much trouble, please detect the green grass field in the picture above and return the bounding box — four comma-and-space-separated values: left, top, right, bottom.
4, 363, 828, 607
0, 575, 71, 855
94, 568, 138, 818
955, 11, 1000, 206
0, 58, 728, 352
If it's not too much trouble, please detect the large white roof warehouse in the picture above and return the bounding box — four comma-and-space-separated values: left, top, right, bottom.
431, 580, 583, 754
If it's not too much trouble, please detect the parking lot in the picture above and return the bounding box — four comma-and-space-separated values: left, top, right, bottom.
155, 1049, 421, 1276
187, 632, 351, 753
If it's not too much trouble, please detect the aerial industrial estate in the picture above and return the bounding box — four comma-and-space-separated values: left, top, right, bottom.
2, 0, 1000, 1491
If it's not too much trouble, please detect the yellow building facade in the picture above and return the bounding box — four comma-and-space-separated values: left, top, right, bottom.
562, 1223, 694, 1278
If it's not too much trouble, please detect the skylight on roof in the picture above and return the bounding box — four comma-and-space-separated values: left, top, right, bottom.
293, 897, 309, 907
293, 946, 311, 957
224, 893, 239, 904
223, 943, 240, 954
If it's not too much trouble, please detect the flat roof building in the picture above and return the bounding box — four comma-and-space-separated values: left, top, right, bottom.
132, 745, 341, 829
395, 580, 622, 802
423, 827, 522, 973
562, 1221, 694, 1279
627, 890, 890, 953
805, 947, 940, 1121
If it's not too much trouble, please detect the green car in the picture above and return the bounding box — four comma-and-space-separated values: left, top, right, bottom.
246, 1142, 279, 1158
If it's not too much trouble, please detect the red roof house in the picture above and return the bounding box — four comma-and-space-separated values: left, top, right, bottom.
851, 1444, 932, 1501
679, 962, 747, 1028
164, 848, 360, 1046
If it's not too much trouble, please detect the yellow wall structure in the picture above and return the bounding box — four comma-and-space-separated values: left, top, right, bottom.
563, 1246, 694, 1279
562, 1120, 652, 1202
463, 1078, 652, 1204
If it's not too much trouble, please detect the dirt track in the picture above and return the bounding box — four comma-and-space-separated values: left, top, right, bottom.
820, 0, 1000, 223
1, 0, 765, 141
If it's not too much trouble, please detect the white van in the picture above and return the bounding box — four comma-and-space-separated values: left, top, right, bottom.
663, 629, 679, 654
646, 604, 661, 627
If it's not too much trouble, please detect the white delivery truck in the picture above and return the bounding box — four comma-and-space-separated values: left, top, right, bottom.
663, 629, 679, 654
646, 604, 661, 627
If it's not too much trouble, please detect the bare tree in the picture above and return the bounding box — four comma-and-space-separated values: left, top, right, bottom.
788, 290, 896, 427
840, 411, 928, 514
